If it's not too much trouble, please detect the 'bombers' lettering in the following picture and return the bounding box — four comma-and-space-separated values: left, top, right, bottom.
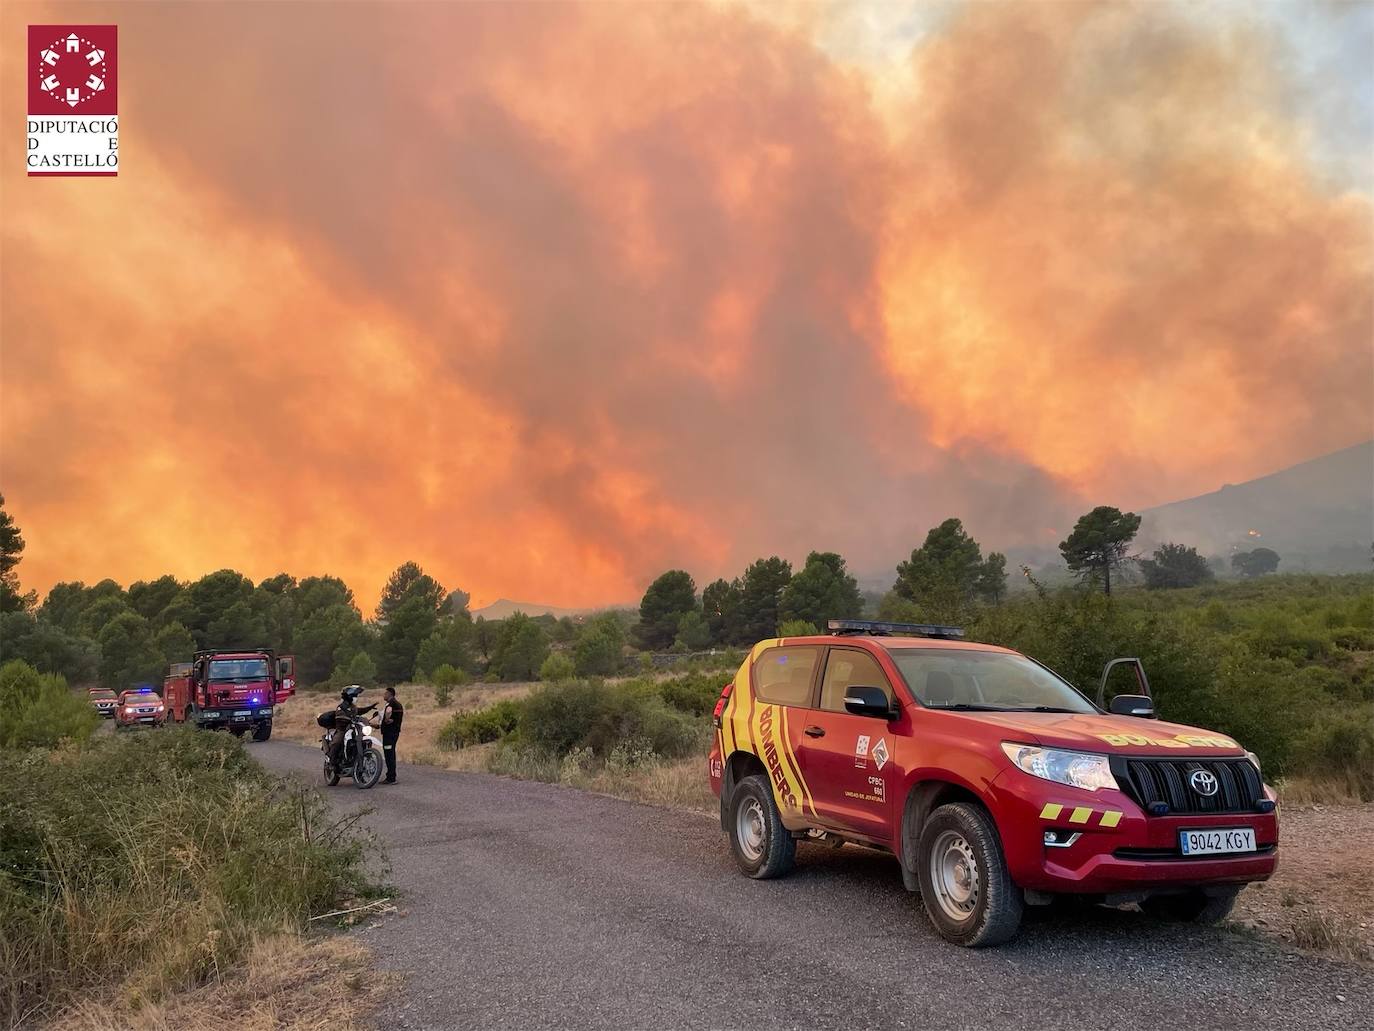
1098, 732, 1237, 748
759, 706, 797, 809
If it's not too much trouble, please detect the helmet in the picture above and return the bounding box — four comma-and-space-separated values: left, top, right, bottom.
341, 685, 364, 701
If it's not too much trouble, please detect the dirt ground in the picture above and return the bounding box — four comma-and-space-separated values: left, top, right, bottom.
1232, 803, 1374, 962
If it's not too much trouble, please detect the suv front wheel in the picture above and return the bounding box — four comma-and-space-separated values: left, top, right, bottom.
917, 802, 1023, 946
727, 774, 796, 879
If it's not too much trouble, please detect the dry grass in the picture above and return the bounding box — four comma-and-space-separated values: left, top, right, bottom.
1277, 774, 1368, 807
48, 933, 394, 1031
564, 755, 715, 812
1289, 910, 1371, 964
275, 681, 536, 754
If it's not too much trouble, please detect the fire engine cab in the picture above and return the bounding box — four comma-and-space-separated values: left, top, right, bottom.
709, 620, 1278, 947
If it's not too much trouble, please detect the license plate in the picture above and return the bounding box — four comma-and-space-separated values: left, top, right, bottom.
1179, 827, 1256, 856
234, 710, 251, 718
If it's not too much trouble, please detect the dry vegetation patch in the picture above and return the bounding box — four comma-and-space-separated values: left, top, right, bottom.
1231, 803, 1374, 963
48, 933, 393, 1031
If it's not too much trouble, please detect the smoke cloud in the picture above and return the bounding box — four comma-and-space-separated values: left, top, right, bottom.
2, 1, 1369, 607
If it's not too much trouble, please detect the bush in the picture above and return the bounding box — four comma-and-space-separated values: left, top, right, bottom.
519, 680, 703, 759
1290, 707, 1374, 799
0, 728, 384, 1025
437, 698, 522, 748
658, 672, 730, 716
431, 663, 470, 691
432, 662, 469, 706
539, 653, 576, 682
776, 619, 819, 637
0, 660, 98, 749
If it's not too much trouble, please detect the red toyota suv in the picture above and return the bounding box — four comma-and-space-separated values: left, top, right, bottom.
708, 620, 1277, 947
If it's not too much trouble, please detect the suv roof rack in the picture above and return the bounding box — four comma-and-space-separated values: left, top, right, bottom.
827, 619, 965, 640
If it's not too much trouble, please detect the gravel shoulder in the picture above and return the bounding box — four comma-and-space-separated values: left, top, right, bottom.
255, 738, 1372, 1031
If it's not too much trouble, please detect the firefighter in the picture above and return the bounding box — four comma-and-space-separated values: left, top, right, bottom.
380, 686, 404, 784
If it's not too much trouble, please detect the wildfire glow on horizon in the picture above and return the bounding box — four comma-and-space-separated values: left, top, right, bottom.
2, 1, 1371, 609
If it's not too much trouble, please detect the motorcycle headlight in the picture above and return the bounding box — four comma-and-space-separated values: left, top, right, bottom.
1001, 742, 1119, 792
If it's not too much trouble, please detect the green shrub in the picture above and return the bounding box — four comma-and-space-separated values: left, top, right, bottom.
431, 663, 470, 688
0, 728, 385, 1025
658, 672, 730, 716
438, 698, 523, 748
539, 653, 576, 682
434, 683, 452, 707
777, 619, 819, 637
1290, 706, 1374, 799
518, 680, 703, 759
0, 660, 98, 750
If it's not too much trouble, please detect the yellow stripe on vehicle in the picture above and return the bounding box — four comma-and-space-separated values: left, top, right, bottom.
778, 706, 816, 817
1099, 810, 1122, 828
1039, 803, 1063, 821
1069, 806, 1092, 824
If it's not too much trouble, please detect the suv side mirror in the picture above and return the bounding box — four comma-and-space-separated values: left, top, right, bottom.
1109, 694, 1155, 718
844, 686, 896, 719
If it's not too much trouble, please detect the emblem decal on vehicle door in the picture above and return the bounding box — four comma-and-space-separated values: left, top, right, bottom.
854, 734, 870, 768
871, 738, 889, 771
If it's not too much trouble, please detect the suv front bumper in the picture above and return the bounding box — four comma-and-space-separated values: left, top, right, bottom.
988, 768, 1279, 896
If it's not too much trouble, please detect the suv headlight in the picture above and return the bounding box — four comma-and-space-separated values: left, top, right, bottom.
1245, 750, 1261, 773
1001, 742, 1119, 792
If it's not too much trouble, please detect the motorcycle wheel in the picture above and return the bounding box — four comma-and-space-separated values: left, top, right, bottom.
323, 759, 340, 786
353, 744, 384, 789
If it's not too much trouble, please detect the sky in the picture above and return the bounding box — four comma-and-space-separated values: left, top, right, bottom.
2, 0, 1371, 610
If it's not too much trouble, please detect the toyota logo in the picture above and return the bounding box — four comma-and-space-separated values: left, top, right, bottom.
1189, 769, 1219, 797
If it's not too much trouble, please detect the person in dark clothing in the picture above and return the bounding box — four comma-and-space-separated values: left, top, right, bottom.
326, 686, 376, 773
380, 687, 404, 784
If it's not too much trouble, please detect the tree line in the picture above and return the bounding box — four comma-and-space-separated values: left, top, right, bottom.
634, 506, 1286, 649
0, 493, 1286, 691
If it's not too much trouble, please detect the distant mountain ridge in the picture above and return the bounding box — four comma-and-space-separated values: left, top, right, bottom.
471, 598, 617, 620
1137, 440, 1373, 570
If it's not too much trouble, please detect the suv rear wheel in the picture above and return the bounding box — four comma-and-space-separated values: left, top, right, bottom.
727, 774, 796, 879
1142, 887, 1239, 924
917, 802, 1023, 947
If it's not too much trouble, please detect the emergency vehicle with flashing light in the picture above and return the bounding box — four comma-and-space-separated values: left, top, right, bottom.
115, 686, 165, 728
162, 649, 295, 741
708, 619, 1278, 947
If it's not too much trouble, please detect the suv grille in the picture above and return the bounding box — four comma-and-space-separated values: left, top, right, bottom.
1112, 756, 1263, 815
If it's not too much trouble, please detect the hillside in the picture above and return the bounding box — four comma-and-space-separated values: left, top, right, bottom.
1137, 440, 1373, 570
472, 598, 603, 620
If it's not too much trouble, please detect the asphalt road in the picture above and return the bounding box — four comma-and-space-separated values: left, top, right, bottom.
255, 740, 1372, 1030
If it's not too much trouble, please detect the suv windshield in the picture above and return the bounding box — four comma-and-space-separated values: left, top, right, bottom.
887, 649, 1097, 714
209, 658, 269, 681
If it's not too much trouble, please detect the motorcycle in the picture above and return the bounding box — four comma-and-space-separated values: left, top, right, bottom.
318, 685, 385, 789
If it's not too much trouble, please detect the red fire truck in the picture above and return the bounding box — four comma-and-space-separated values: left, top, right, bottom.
163, 649, 295, 741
